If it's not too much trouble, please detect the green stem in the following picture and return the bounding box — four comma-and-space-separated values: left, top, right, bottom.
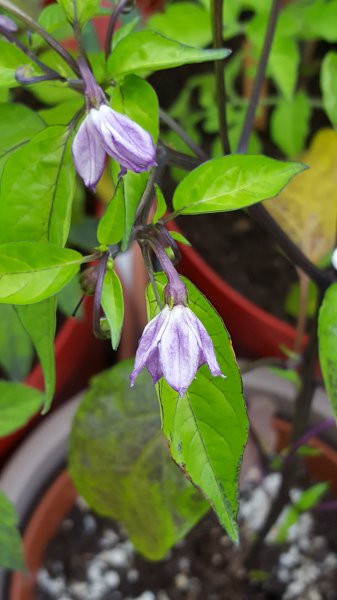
210, 0, 230, 154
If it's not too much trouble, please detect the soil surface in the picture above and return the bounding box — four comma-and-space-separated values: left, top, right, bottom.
178, 210, 299, 323
36, 474, 337, 600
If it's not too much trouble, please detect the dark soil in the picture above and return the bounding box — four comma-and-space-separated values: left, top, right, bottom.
36, 485, 337, 600
179, 210, 299, 323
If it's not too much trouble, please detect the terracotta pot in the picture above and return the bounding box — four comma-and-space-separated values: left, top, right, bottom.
0, 298, 106, 463
168, 221, 300, 358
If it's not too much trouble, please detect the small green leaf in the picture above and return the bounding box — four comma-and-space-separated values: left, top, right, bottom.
0, 381, 43, 436
97, 180, 125, 247
321, 51, 337, 128
0, 492, 24, 571
0, 305, 33, 381
153, 184, 167, 223
0, 103, 45, 176
16, 299, 57, 413
147, 3, 212, 48
57, 273, 83, 317
318, 283, 337, 421
110, 75, 159, 142
147, 274, 248, 542
108, 31, 231, 79
0, 39, 35, 88
0, 242, 83, 305
101, 266, 124, 350
276, 482, 328, 543
111, 164, 149, 251
32, 3, 72, 48
169, 231, 191, 246
173, 155, 305, 215
271, 92, 311, 157
57, 0, 101, 25
69, 360, 208, 561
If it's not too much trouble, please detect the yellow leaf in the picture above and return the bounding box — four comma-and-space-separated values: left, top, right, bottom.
265, 129, 337, 263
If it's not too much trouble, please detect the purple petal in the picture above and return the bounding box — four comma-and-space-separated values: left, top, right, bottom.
72, 113, 106, 190
146, 347, 163, 384
159, 306, 200, 396
0, 15, 18, 32
91, 104, 157, 174
130, 307, 169, 386
185, 308, 225, 378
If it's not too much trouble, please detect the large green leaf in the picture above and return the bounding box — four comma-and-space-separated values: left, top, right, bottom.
69, 360, 208, 561
173, 155, 305, 215
108, 31, 231, 79
0, 381, 43, 436
147, 2, 212, 48
0, 103, 45, 176
110, 75, 159, 142
321, 51, 337, 128
271, 92, 311, 157
101, 266, 124, 350
147, 274, 248, 541
32, 4, 73, 48
0, 305, 33, 381
318, 283, 337, 421
0, 493, 24, 571
57, 0, 101, 25
16, 299, 57, 413
0, 39, 35, 88
0, 126, 75, 246
0, 242, 83, 304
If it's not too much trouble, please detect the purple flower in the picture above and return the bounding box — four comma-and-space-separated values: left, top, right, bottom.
72, 59, 156, 189
130, 304, 225, 396
0, 15, 18, 32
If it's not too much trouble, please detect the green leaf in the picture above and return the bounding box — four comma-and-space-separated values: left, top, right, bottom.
108, 31, 231, 79
147, 274, 248, 542
57, 273, 83, 317
57, 0, 101, 25
69, 360, 208, 561
16, 299, 57, 413
32, 3, 73, 48
147, 3, 212, 48
318, 283, 337, 421
169, 231, 191, 246
0, 305, 33, 381
97, 181, 125, 247
173, 155, 305, 215
101, 265, 124, 350
110, 75, 159, 142
0, 492, 24, 571
111, 164, 149, 251
271, 92, 311, 157
0, 39, 35, 88
0, 381, 43, 436
153, 184, 167, 223
0, 126, 75, 247
276, 483, 328, 543
321, 51, 337, 128
269, 36, 299, 100
0, 242, 83, 305
38, 98, 83, 126
0, 103, 45, 176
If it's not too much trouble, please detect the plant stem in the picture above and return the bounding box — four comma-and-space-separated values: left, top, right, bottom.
135, 146, 168, 226
246, 299, 321, 562
210, 0, 230, 154
237, 0, 281, 154
105, 0, 131, 59
0, 0, 80, 75
159, 109, 208, 161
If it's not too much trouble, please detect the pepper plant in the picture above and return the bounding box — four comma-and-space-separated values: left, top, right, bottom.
0, 0, 337, 570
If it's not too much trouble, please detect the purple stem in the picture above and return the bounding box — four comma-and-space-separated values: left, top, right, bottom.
314, 500, 337, 512
284, 417, 336, 463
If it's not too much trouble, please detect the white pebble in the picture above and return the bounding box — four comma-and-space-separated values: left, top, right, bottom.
104, 570, 120, 588
89, 580, 108, 600
279, 545, 300, 569
323, 553, 337, 570
175, 573, 190, 591
99, 528, 120, 548
127, 568, 139, 582
83, 514, 97, 534
99, 547, 129, 568
277, 566, 290, 583
178, 557, 190, 571
69, 581, 88, 599
87, 560, 104, 581
134, 592, 156, 600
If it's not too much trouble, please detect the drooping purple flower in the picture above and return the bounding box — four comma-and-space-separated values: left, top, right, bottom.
72, 59, 156, 189
130, 304, 224, 396
0, 15, 18, 32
